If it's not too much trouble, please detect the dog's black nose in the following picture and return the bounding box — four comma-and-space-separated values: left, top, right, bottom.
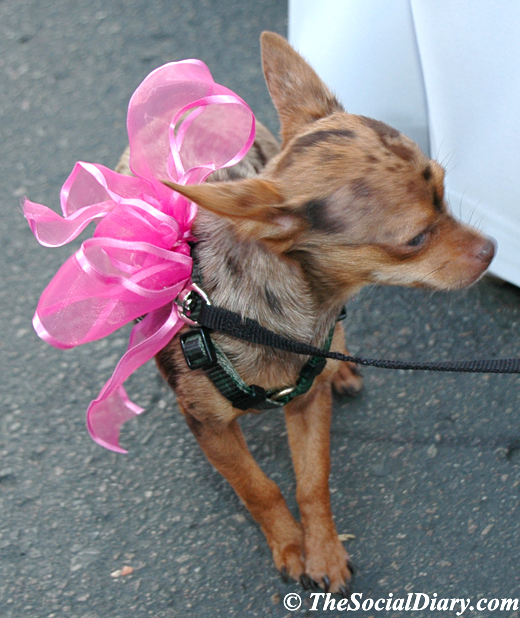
477, 238, 496, 264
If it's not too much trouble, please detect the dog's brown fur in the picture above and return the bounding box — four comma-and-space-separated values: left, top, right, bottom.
122, 32, 495, 594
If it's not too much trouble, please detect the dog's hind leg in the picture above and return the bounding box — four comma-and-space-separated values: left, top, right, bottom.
180, 404, 305, 582
330, 322, 363, 398
284, 375, 353, 594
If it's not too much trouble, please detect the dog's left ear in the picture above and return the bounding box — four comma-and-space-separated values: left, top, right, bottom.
260, 31, 343, 147
163, 179, 306, 252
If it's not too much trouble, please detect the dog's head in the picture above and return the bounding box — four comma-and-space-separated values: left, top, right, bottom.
168, 32, 494, 302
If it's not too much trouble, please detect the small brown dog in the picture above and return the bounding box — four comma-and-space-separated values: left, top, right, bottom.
120, 32, 494, 595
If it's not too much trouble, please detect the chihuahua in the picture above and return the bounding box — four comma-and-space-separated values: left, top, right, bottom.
118, 32, 494, 595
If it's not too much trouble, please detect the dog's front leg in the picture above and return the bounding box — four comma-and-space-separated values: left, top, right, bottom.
284, 376, 353, 594
180, 405, 305, 581
330, 322, 364, 397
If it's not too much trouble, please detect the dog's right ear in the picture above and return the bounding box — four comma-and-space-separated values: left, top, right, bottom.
260, 31, 343, 147
162, 178, 306, 252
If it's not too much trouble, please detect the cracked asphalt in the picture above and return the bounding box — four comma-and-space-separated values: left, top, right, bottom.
1, 1, 520, 617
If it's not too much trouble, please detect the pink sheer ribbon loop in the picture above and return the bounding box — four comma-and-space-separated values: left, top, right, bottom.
87, 302, 183, 454
74, 240, 192, 302
23, 59, 256, 453
127, 61, 255, 186
24, 198, 114, 247
25, 162, 182, 249
168, 94, 257, 184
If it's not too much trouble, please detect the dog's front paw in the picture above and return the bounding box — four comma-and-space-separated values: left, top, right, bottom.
276, 541, 306, 583
302, 533, 354, 595
332, 361, 363, 398
266, 520, 306, 583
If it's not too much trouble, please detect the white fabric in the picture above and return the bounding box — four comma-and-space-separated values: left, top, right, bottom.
289, 0, 430, 153
289, 0, 520, 287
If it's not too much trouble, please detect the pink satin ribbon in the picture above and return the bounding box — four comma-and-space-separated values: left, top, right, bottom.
23, 60, 255, 453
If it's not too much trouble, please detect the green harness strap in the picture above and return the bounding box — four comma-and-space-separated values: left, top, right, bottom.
179, 247, 339, 410
180, 324, 335, 410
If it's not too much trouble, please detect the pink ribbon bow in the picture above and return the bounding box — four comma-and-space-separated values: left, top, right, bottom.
23, 60, 255, 453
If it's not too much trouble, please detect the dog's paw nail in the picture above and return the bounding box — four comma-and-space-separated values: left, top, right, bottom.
346, 558, 356, 576
300, 574, 320, 591
344, 385, 363, 397
280, 566, 289, 583
339, 583, 352, 599
322, 575, 330, 593
299, 574, 311, 590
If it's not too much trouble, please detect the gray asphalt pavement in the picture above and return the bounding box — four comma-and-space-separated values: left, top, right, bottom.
2, 1, 520, 617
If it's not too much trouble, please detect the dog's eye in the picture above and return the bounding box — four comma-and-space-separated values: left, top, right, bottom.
407, 232, 427, 247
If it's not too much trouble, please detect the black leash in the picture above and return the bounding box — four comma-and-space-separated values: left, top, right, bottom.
182, 289, 520, 375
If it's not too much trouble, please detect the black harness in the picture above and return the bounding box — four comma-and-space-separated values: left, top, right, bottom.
179, 280, 345, 410
177, 282, 520, 411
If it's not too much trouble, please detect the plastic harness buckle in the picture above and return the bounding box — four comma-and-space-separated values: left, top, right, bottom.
180, 327, 218, 371
299, 357, 328, 382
